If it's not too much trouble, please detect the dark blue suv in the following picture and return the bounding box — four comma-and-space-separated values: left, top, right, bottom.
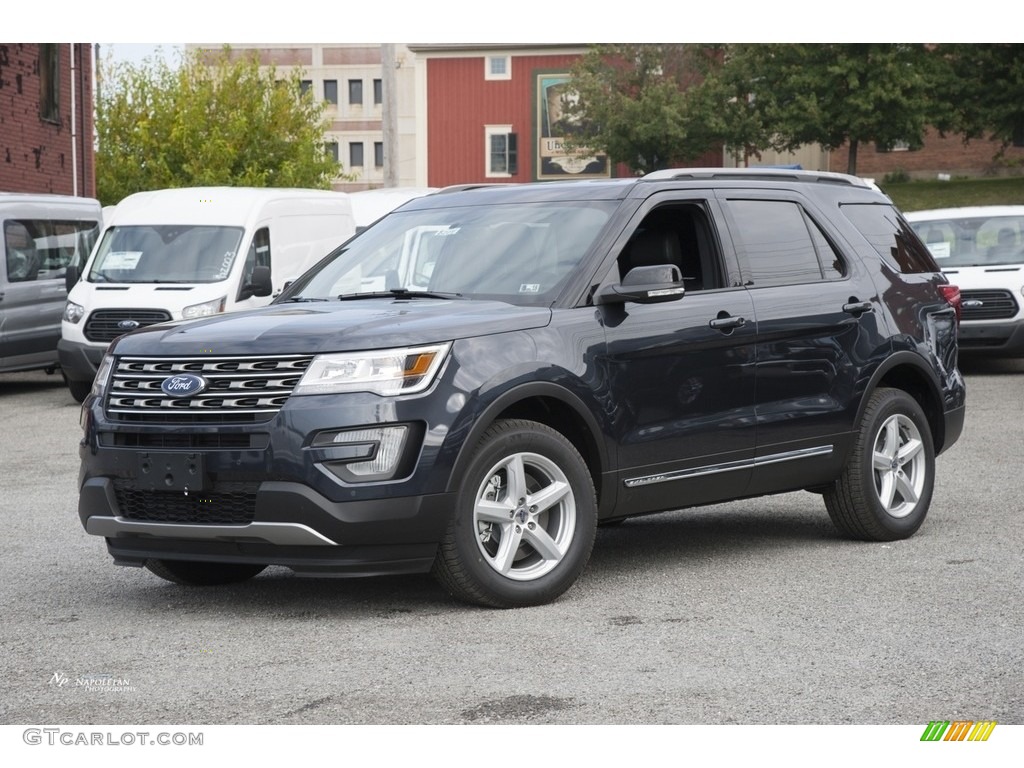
77, 169, 966, 607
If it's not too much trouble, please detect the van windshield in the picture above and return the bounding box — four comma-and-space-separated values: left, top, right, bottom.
910, 214, 1024, 267
87, 225, 245, 283
286, 201, 616, 305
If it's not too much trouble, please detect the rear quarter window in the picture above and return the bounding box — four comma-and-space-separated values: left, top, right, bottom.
841, 203, 938, 273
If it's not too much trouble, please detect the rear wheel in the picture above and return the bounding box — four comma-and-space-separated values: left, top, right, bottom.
145, 559, 266, 586
824, 388, 935, 541
432, 419, 597, 608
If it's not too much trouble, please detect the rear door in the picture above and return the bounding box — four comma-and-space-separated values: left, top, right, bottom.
717, 191, 888, 495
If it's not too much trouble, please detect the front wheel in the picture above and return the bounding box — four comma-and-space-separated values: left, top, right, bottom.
63, 373, 91, 403
145, 559, 266, 586
824, 388, 935, 541
432, 419, 597, 608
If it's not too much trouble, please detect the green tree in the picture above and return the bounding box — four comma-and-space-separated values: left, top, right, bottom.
563, 44, 727, 173
96, 46, 345, 205
709, 44, 941, 176
935, 44, 1024, 159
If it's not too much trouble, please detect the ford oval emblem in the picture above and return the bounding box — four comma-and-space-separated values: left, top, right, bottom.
118, 319, 140, 331
160, 374, 208, 398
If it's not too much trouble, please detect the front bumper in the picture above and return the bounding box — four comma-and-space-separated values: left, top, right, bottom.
77, 377, 464, 576
80, 476, 455, 576
958, 320, 1024, 357
58, 338, 105, 383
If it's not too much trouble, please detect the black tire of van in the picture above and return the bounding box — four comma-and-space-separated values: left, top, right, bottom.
63, 372, 92, 403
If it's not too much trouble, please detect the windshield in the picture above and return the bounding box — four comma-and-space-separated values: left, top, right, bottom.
285, 200, 617, 305
87, 225, 245, 283
910, 214, 1024, 267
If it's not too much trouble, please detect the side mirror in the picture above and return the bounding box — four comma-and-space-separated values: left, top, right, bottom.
243, 265, 273, 299
65, 264, 79, 292
596, 264, 686, 305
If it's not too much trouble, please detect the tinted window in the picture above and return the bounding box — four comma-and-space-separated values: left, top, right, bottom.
841, 203, 937, 273
617, 203, 723, 291
808, 216, 846, 279
726, 200, 823, 286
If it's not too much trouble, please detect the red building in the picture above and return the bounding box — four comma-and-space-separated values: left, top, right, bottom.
0, 43, 95, 197
409, 44, 726, 187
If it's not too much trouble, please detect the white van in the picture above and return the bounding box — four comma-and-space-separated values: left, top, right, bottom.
1, 193, 102, 376
59, 186, 355, 401
349, 187, 438, 232
907, 205, 1024, 358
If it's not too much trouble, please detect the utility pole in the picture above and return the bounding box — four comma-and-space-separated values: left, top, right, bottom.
382, 43, 399, 188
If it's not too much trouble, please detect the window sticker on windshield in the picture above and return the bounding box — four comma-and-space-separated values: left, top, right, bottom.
928, 242, 951, 259
519, 283, 540, 293
104, 251, 143, 270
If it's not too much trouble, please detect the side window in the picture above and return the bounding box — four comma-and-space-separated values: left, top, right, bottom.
725, 199, 839, 287
840, 203, 937, 273
617, 204, 723, 291
239, 227, 271, 294
4, 218, 99, 283
808, 216, 846, 280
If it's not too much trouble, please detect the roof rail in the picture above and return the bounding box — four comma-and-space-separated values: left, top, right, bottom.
436, 183, 516, 194
640, 167, 873, 188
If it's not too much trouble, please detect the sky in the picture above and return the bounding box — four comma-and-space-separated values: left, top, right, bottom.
100, 43, 184, 68
14, 1, 1002, 45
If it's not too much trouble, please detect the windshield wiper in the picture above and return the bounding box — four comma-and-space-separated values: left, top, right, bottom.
337, 289, 463, 301
283, 296, 330, 302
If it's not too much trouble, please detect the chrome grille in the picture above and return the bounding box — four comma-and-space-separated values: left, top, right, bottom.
84, 309, 172, 342
106, 355, 313, 421
960, 289, 1019, 321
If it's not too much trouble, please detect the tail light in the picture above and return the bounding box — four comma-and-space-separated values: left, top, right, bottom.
939, 284, 962, 323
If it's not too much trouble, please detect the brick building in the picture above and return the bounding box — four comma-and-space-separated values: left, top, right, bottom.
408, 44, 722, 187
0, 43, 96, 197
829, 129, 1024, 181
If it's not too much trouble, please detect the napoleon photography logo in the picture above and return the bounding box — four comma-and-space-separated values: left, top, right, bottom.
920, 720, 997, 742
49, 672, 136, 694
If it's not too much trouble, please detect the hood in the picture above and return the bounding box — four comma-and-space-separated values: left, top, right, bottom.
110, 298, 552, 356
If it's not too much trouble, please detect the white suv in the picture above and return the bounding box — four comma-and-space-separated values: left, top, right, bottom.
907, 206, 1024, 356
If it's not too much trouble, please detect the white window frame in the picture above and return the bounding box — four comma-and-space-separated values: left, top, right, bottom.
485, 125, 515, 178
485, 55, 511, 81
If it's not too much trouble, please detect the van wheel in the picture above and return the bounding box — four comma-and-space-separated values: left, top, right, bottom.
432, 419, 597, 608
64, 374, 91, 403
824, 388, 935, 541
145, 560, 266, 586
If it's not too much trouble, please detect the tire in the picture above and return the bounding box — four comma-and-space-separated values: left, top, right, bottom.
145, 559, 266, 586
431, 419, 598, 608
824, 388, 935, 541
64, 374, 92, 404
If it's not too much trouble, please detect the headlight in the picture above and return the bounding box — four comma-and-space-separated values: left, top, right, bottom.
182, 296, 226, 319
293, 343, 451, 396
90, 354, 115, 399
64, 301, 85, 323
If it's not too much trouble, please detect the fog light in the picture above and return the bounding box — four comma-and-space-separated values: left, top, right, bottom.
314, 425, 411, 483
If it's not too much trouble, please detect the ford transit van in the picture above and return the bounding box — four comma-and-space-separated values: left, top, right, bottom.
1, 193, 101, 376
59, 187, 355, 401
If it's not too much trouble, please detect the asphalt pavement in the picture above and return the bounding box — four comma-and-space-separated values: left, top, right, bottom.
0, 359, 1021, 727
